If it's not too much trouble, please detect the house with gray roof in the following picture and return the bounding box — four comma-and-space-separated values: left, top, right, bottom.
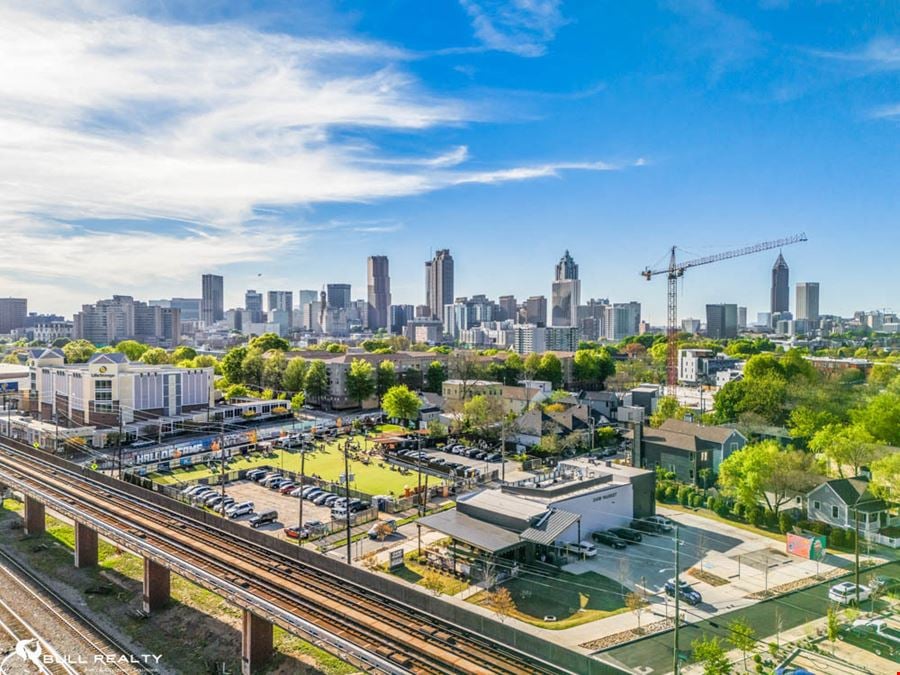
639, 418, 746, 485
806, 475, 897, 546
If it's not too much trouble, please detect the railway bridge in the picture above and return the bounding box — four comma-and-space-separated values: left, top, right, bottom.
0, 439, 620, 675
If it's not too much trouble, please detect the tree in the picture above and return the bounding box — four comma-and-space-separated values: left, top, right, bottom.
63, 339, 97, 363
282, 358, 309, 393
140, 347, 169, 365
171, 346, 197, 363
462, 394, 504, 440
192, 354, 218, 369
303, 361, 329, 404
426, 419, 448, 440
421, 569, 445, 596
447, 352, 485, 398
382, 385, 421, 423
523, 352, 542, 380
424, 360, 447, 393
826, 605, 839, 655
248, 333, 290, 352
240, 348, 265, 387
868, 364, 899, 388
290, 392, 305, 412
262, 351, 287, 391
718, 440, 820, 516
346, 358, 376, 408
809, 423, 879, 478
625, 591, 648, 634
727, 617, 756, 668
375, 360, 397, 397
573, 349, 615, 389
691, 636, 732, 675
869, 451, 900, 504
852, 389, 900, 446
221, 346, 248, 384
536, 352, 563, 389
224, 384, 250, 400
485, 586, 515, 622
114, 340, 149, 361
649, 396, 689, 428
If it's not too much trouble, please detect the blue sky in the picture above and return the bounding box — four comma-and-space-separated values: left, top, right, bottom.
0, 1, 898, 323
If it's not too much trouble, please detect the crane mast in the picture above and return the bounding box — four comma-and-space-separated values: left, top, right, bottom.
642, 233, 808, 392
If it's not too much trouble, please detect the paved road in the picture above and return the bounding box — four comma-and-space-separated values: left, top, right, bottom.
601, 559, 900, 674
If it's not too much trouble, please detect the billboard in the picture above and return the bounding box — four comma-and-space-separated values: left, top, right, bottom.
786, 532, 826, 561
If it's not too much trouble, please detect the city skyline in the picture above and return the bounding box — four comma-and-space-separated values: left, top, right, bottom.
0, 2, 897, 321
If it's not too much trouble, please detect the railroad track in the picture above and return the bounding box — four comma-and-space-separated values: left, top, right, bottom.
0, 442, 572, 675
0, 548, 148, 675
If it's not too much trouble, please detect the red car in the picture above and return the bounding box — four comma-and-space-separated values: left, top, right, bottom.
284, 526, 309, 540
278, 482, 297, 494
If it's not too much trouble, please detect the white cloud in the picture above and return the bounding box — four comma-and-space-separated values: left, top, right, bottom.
458, 0, 567, 57
0, 3, 630, 313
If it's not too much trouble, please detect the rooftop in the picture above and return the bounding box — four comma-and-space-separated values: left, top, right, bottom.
457, 489, 547, 520
417, 509, 522, 553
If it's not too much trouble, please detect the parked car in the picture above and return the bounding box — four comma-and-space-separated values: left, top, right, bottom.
289, 487, 306, 497
565, 541, 598, 558
284, 526, 309, 539
226, 502, 254, 518
630, 519, 658, 534
829, 582, 871, 605
261, 474, 284, 487
641, 515, 674, 533
665, 579, 702, 605
300, 486, 321, 498
323, 495, 341, 507
868, 576, 899, 595
349, 501, 370, 513
591, 530, 627, 550
610, 527, 642, 543
278, 482, 297, 494
305, 520, 327, 535
313, 492, 333, 506
303, 489, 325, 501
245, 469, 266, 481
485, 453, 502, 462
249, 510, 278, 528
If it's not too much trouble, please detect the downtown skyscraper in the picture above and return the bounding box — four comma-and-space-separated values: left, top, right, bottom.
551, 250, 580, 327
366, 255, 391, 331
771, 253, 790, 314
200, 274, 224, 325
425, 249, 454, 319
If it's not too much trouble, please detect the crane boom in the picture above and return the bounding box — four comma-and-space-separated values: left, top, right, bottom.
641, 233, 807, 279
642, 232, 808, 392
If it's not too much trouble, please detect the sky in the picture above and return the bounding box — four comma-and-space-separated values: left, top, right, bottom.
0, 0, 898, 324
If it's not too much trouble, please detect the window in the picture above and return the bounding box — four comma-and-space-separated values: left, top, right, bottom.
813, 500, 820, 510
832, 505, 839, 519
700, 451, 709, 462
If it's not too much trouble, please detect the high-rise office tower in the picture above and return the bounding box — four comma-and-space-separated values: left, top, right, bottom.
738, 306, 747, 330
497, 295, 518, 322
366, 256, 391, 331
298, 290, 318, 306
245, 290, 264, 323
771, 253, 789, 314
267, 291, 293, 329
705, 303, 738, 339
551, 250, 580, 327
524, 295, 547, 326
604, 302, 641, 341
326, 283, 351, 310
425, 249, 454, 319
0, 298, 27, 334
795, 282, 820, 322
201, 274, 224, 325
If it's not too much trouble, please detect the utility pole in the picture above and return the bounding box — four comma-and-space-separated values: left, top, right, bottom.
219, 421, 226, 513
855, 496, 861, 606
298, 444, 306, 536
116, 407, 124, 479
673, 524, 681, 675
344, 440, 351, 564
416, 430, 423, 518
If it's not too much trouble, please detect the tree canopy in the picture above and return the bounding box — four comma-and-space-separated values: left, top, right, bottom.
63, 339, 97, 363
382, 384, 421, 422
248, 333, 290, 352
346, 358, 376, 407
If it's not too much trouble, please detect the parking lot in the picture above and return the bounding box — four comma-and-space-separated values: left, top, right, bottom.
565, 506, 852, 619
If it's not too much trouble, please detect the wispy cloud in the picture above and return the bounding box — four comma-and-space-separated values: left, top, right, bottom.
458, 0, 567, 57
813, 38, 900, 70
0, 3, 632, 311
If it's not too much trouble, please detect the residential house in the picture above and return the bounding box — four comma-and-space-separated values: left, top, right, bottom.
639, 419, 747, 485
806, 476, 897, 547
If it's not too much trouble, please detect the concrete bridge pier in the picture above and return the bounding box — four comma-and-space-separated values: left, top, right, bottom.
142, 558, 170, 613
74, 521, 98, 568
23, 495, 45, 535
241, 609, 273, 675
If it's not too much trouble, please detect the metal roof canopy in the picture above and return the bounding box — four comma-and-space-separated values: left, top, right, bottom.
519, 509, 581, 546
418, 509, 523, 554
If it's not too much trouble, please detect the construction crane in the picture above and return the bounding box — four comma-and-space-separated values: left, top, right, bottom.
642, 233, 808, 391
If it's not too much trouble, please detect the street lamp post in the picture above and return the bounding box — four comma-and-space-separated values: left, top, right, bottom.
660, 525, 683, 674
588, 416, 596, 454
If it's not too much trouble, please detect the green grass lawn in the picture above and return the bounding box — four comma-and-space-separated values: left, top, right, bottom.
468, 571, 628, 630
387, 550, 470, 596
150, 424, 426, 496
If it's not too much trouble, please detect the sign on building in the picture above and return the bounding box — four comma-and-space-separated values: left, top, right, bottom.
786, 532, 826, 561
